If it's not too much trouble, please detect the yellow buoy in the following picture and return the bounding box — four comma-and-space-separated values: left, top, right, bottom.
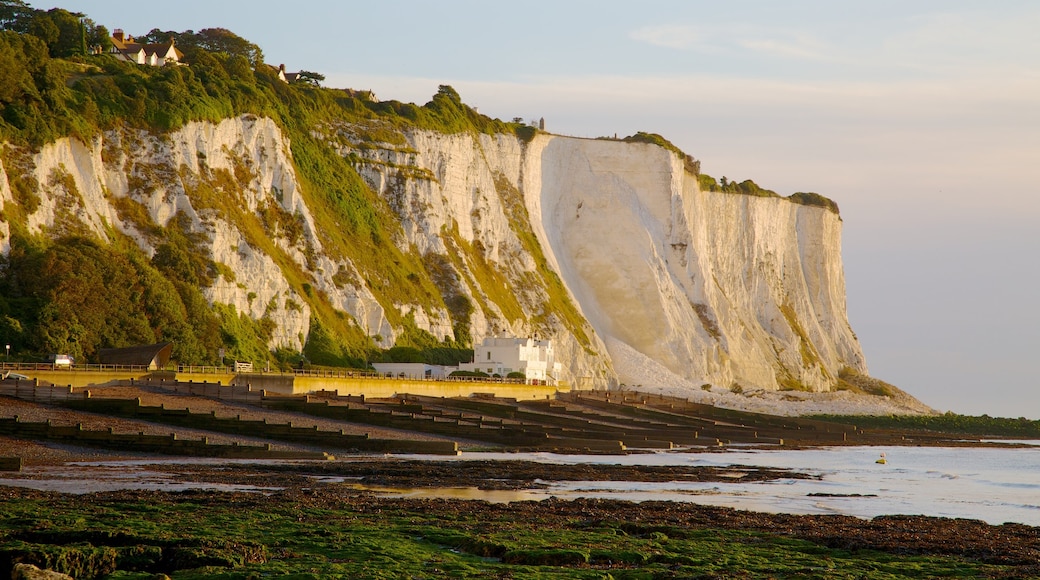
876, 452, 887, 464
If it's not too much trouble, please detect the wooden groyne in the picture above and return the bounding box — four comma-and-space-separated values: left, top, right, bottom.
0, 416, 330, 460
62, 398, 460, 456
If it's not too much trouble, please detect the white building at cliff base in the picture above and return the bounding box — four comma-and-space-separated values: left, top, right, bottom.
458, 336, 562, 385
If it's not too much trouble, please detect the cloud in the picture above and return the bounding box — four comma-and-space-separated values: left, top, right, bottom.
629, 23, 831, 61
628, 25, 705, 51
628, 8, 1040, 79
735, 37, 828, 61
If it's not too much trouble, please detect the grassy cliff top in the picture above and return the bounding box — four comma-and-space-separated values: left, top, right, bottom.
614, 132, 840, 215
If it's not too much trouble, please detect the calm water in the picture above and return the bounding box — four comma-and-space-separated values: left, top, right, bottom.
380, 445, 1040, 526
2, 445, 1038, 526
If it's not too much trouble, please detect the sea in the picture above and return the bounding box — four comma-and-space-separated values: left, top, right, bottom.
3, 444, 1038, 526
372, 444, 1040, 526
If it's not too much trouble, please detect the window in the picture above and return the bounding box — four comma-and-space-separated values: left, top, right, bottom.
487, 351, 491, 361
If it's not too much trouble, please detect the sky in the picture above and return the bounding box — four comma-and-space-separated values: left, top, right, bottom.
48, 1, 1040, 418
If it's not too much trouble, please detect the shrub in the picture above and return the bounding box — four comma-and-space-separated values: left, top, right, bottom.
788, 191, 840, 214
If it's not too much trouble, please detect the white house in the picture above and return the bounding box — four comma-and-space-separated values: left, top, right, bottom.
110, 30, 184, 66
274, 63, 301, 83
458, 336, 562, 385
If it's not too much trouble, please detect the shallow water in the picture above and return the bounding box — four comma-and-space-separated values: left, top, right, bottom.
2, 446, 1037, 525
382, 446, 1040, 525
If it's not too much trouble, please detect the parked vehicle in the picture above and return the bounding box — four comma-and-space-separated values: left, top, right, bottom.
46, 354, 74, 367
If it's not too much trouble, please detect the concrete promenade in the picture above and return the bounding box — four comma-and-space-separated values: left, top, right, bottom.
2, 366, 568, 401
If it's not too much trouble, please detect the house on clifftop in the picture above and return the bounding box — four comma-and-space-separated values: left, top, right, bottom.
110, 30, 184, 66
277, 63, 300, 83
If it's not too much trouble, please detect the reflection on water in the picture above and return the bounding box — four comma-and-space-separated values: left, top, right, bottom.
2, 446, 1038, 526
347, 483, 550, 503
386, 446, 1040, 526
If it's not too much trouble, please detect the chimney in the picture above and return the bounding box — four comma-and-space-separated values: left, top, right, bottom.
113, 29, 124, 43
279, 63, 286, 71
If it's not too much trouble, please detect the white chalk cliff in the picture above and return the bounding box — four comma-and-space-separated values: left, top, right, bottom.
0, 115, 868, 395
530, 138, 864, 392
341, 128, 867, 392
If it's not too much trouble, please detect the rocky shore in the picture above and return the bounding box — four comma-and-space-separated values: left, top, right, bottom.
2, 479, 1038, 578
2, 385, 1038, 577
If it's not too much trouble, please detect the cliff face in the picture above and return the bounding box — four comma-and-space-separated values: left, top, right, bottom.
0, 115, 866, 392
527, 137, 865, 391
4, 117, 330, 352
338, 128, 611, 386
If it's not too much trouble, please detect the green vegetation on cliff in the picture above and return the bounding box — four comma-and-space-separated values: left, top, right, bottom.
698, 174, 840, 214
0, 4, 550, 367
607, 130, 844, 215
0, 2, 832, 369
615, 132, 839, 214
697, 174, 780, 198
789, 190, 841, 214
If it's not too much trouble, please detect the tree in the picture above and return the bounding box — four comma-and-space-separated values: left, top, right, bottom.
42, 8, 85, 58
138, 28, 194, 47
194, 27, 263, 66
82, 18, 111, 53
385, 346, 424, 363
0, 0, 33, 32
222, 54, 253, 81
294, 70, 324, 87
0, 30, 34, 104
25, 11, 57, 48
436, 84, 461, 104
